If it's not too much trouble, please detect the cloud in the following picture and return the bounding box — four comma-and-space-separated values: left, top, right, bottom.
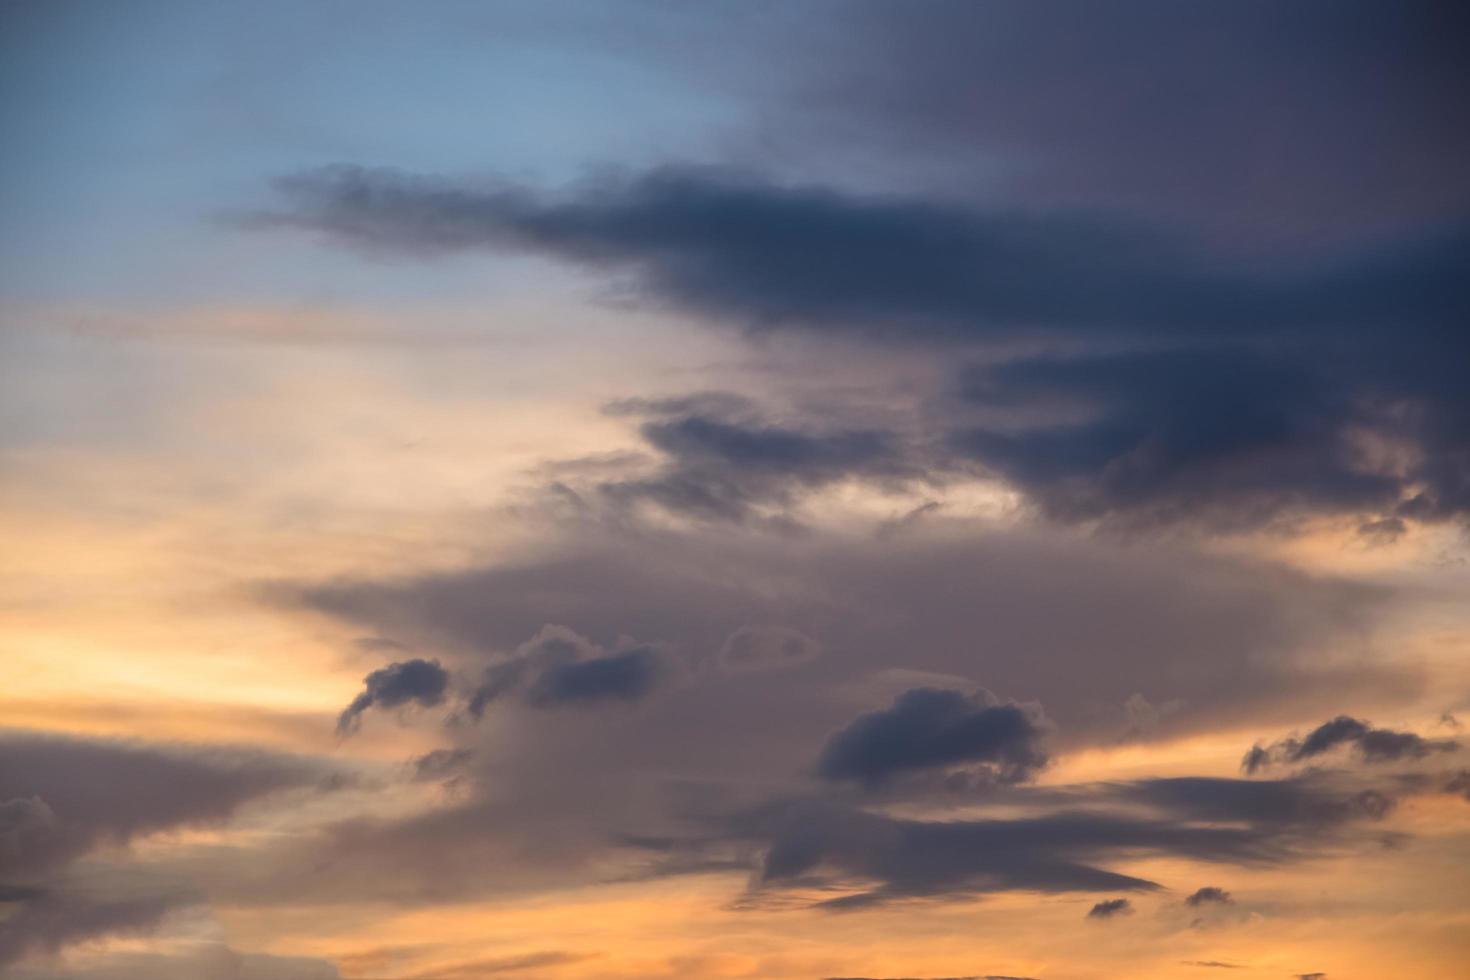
0, 888, 195, 970
336, 658, 450, 735
1243, 716, 1458, 773
591, 396, 923, 526
1182, 963, 1244, 970
527, 646, 664, 707
690, 771, 1405, 911
1087, 898, 1133, 919
0, 731, 334, 967
948, 347, 1408, 530
0, 942, 342, 980
1185, 886, 1234, 907
465, 625, 668, 717
254, 165, 1470, 532
254, 165, 1470, 342
285, 527, 1397, 745
405, 950, 594, 978
0, 731, 326, 879
816, 688, 1048, 787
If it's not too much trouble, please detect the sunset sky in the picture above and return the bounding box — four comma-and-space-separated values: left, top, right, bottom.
2, 3, 1469, 978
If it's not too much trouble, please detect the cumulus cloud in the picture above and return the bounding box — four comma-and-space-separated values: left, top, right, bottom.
1243, 716, 1458, 773
1087, 898, 1133, 919
816, 687, 1048, 787
337, 658, 450, 735
1185, 886, 1233, 907
466, 625, 668, 717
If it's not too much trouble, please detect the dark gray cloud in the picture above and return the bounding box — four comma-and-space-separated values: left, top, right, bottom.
255, 162, 1470, 531
0, 732, 330, 968
0, 731, 326, 880
1185, 886, 1233, 907
526, 646, 664, 707
1182, 963, 1244, 970
586, 395, 923, 526
816, 688, 1048, 787
661, 771, 1407, 911
1242, 716, 1458, 773
465, 625, 668, 717
0, 888, 194, 970
337, 658, 450, 735
1296, 974, 1327, 980
1086, 898, 1132, 919
1445, 770, 1470, 801
949, 347, 1403, 530
253, 164, 1470, 345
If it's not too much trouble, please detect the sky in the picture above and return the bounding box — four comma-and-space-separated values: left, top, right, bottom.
2, 2, 1468, 978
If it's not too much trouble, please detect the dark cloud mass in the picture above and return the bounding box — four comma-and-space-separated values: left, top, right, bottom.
245, 3, 1470, 539
256, 164, 1470, 343
816, 688, 1048, 787
465, 625, 668, 717
256, 160, 1470, 532
337, 657, 450, 734
1185, 886, 1233, 907
1243, 716, 1458, 773
525, 646, 663, 707
595, 399, 919, 525
0, 733, 329, 966
1086, 898, 1133, 919
647, 771, 1408, 911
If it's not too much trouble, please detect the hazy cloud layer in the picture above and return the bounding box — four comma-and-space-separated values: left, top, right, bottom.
287, 527, 1400, 742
